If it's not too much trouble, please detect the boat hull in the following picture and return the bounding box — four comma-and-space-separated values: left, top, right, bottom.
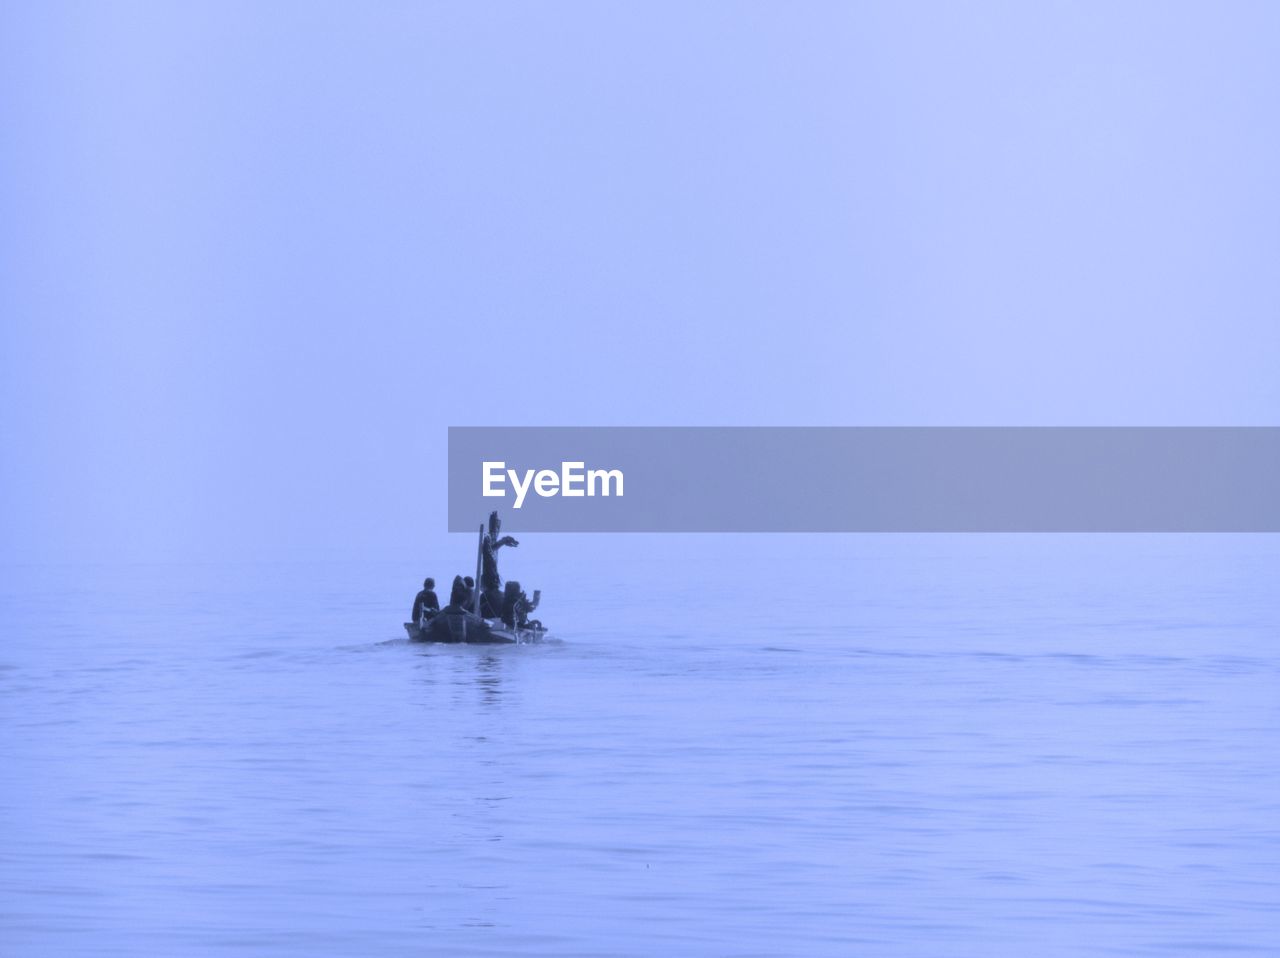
404, 614, 544, 645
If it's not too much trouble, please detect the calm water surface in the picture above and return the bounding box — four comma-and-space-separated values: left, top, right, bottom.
2, 540, 1277, 956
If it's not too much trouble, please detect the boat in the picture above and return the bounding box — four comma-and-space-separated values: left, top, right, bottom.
404, 518, 547, 645
403, 613, 545, 645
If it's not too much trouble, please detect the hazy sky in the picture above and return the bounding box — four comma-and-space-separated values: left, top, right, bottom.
3, 2, 1278, 562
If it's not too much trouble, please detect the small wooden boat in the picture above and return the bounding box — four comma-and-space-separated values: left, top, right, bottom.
403, 519, 547, 645
403, 612, 545, 645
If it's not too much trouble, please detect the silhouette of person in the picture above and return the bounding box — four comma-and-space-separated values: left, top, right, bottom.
411, 578, 439, 626
447, 575, 471, 609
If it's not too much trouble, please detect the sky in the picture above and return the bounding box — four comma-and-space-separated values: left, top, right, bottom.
2, 2, 1278, 563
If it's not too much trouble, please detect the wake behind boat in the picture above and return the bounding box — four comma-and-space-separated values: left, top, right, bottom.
405, 513, 547, 645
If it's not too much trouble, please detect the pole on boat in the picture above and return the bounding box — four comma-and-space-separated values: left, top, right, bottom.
473, 523, 484, 619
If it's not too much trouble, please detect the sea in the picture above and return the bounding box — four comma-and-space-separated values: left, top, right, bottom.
1, 536, 1277, 956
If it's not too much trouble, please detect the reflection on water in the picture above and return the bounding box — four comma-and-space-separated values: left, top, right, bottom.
1, 543, 1278, 957
469, 652, 505, 709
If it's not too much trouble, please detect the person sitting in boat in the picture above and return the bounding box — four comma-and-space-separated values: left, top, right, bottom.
411, 578, 439, 626
501, 580, 542, 631
451, 575, 482, 614
448, 575, 471, 608
434, 576, 477, 620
